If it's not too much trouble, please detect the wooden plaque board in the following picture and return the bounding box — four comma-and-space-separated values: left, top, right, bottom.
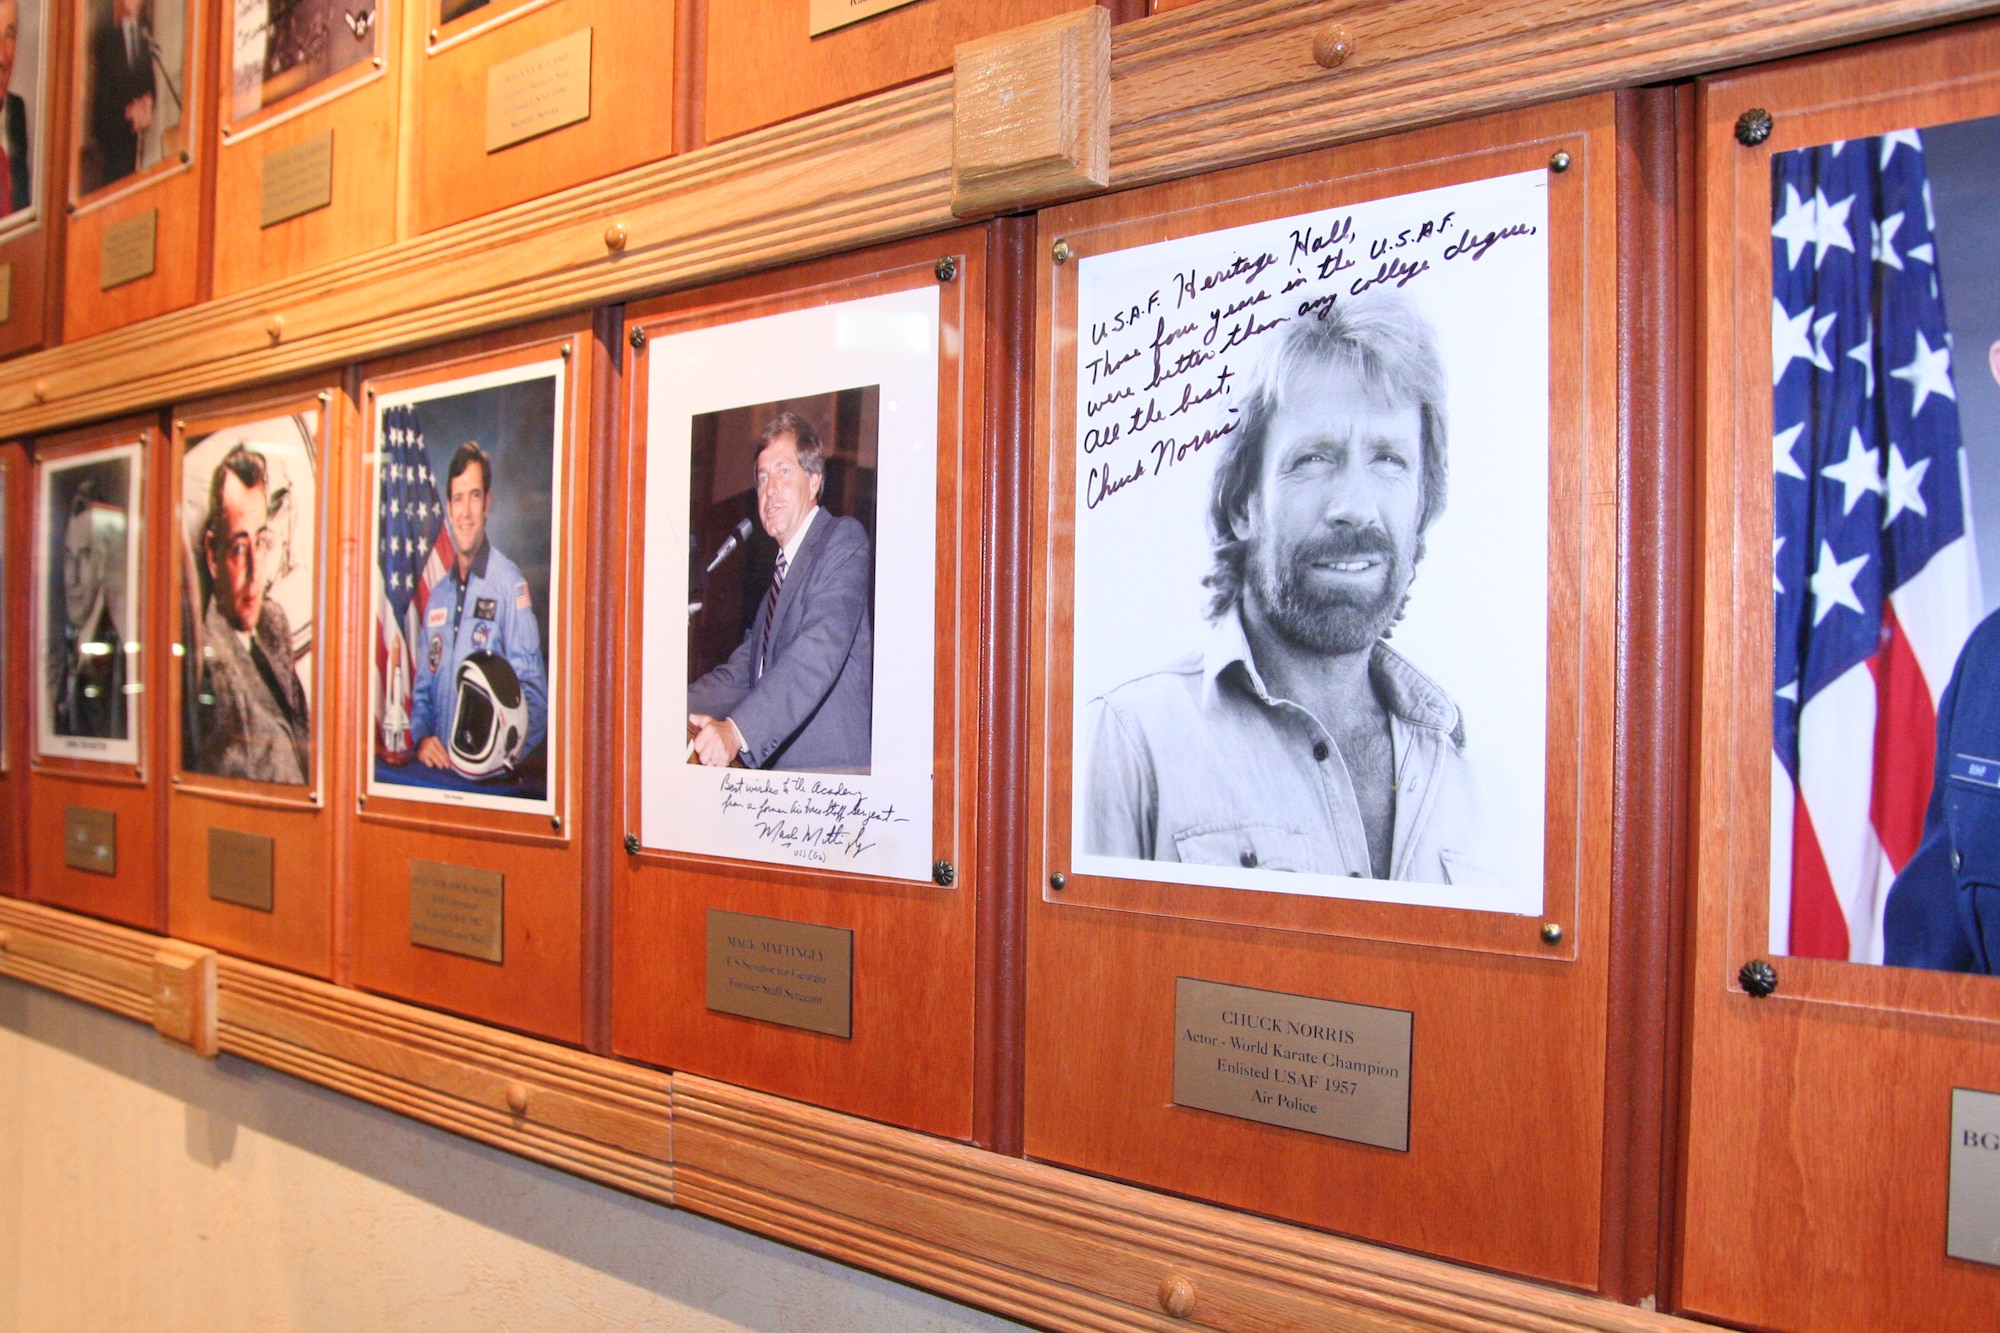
0, 0, 74, 359
209, 0, 399, 297
1023, 95, 1631, 1285
0, 445, 28, 896
412, 0, 671, 234
163, 374, 349, 976
611, 230, 996, 1142
1682, 21, 2000, 1330
347, 314, 602, 1042
59, 0, 214, 341
25, 416, 164, 930
705, 0, 1086, 145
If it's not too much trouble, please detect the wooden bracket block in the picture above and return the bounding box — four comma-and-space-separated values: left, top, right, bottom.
951, 7, 1110, 217
153, 943, 219, 1058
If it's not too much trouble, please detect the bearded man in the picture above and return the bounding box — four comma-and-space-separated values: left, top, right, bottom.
1082, 292, 1492, 887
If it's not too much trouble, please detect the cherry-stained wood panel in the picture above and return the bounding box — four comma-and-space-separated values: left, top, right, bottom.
25, 414, 166, 930
411, 0, 673, 234
1024, 94, 1628, 1286
208, 0, 401, 297
611, 230, 994, 1142
0, 0, 74, 359
0, 444, 30, 896
703, 0, 1089, 145
346, 315, 599, 1043
162, 374, 351, 976
1681, 21, 2000, 1330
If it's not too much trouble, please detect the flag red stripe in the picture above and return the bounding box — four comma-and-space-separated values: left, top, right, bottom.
1868, 601, 1938, 871
1788, 792, 1851, 960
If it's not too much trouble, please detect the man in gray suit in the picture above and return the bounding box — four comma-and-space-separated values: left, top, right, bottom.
188, 446, 310, 784
687, 411, 873, 773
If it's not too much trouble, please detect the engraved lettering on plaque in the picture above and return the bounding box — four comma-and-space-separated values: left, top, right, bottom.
1174, 977, 1411, 1151
1950, 1088, 2000, 1266
260, 132, 335, 228
63, 806, 116, 876
807, 0, 920, 36
207, 828, 275, 911
484, 28, 591, 153
0, 262, 13, 323
705, 909, 852, 1038
409, 859, 504, 962
99, 211, 158, 290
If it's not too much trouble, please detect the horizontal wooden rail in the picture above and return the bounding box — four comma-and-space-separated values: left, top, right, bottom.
0, 0, 1993, 437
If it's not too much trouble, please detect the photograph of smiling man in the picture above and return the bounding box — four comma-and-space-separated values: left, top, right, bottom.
1071, 169, 1551, 916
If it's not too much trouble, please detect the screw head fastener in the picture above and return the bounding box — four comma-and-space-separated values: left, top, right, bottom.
1739, 958, 1780, 997
1735, 108, 1774, 147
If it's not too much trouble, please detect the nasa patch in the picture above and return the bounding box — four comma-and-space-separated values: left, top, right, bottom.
472, 621, 493, 649
427, 633, 443, 673
474, 597, 498, 620
426, 606, 448, 628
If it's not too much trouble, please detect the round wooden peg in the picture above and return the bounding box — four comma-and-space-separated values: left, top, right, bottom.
266, 315, 286, 343
1312, 25, 1353, 68
604, 222, 629, 253
1158, 1273, 1196, 1319
505, 1082, 530, 1115
32, 378, 47, 402
0, 928, 11, 952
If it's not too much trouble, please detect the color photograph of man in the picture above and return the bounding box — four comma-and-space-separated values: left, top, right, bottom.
0, 0, 36, 218
185, 446, 310, 784
79, 0, 181, 194
1083, 294, 1492, 885
686, 410, 874, 774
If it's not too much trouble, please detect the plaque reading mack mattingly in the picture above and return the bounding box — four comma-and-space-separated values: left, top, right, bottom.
1174, 977, 1412, 1151
705, 909, 852, 1038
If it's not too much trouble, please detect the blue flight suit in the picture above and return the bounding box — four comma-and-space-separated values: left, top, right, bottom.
1885, 607, 2000, 973
409, 540, 548, 763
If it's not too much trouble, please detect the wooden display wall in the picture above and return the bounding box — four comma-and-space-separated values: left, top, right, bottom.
0, 3, 1997, 1333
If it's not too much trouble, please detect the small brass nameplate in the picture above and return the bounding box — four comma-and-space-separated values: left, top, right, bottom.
207, 828, 275, 912
706, 909, 852, 1038
63, 806, 116, 876
99, 210, 157, 290
0, 262, 13, 323
485, 28, 591, 153
1174, 977, 1411, 1151
808, 0, 919, 36
409, 859, 504, 963
260, 132, 334, 228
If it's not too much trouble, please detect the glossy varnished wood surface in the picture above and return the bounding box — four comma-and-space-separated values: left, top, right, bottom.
0, 445, 29, 897
1680, 20, 2000, 1330
611, 232, 990, 1142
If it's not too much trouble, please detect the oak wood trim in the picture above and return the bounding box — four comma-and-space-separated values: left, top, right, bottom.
0, 897, 158, 1022
0, 0, 1991, 437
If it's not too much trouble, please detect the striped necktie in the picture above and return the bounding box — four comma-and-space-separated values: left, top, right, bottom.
757, 549, 788, 677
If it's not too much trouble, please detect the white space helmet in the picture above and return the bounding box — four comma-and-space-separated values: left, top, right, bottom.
449, 651, 529, 779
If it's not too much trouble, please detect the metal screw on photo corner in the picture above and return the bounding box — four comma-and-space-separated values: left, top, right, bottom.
932, 860, 955, 887
629, 326, 647, 351
623, 832, 640, 855
1739, 958, 1780, 998
1540, 921, 1564, 945
1548, 149, 1571, 174
1049, 871, 1067, 892
935, 256, 958, 283
1735, 108, 1774, 147
1052, 239, 1073, 265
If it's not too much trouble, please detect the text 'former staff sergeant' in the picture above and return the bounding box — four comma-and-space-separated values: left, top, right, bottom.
688, 412, 874, 773
410, 441, 548, 774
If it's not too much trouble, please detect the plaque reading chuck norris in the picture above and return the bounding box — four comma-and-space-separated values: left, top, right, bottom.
1174, 978, 1411, 1151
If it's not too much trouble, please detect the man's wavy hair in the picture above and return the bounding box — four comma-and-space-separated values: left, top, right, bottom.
1203, 291, 1448, 620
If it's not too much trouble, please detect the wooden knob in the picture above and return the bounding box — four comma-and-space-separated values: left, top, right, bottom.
1312, 25, 1353, 68
603, 222, 628, 253
505, 1082, 530, 1115
1158, 1273, 1196, 1319
31, 378, 46, 402
0, 929, 11, 951
266, 315, 285, 343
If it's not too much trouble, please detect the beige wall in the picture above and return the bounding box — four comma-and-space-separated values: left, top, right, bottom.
0, 978, 1030, 1333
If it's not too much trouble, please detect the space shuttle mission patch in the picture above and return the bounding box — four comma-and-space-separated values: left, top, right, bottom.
428, 633, 444, 673
474, 597, 497, 620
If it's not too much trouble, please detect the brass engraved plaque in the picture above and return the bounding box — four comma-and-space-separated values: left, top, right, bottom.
484, 28, 591, 153
1174, 977, 1412, 1151
1951, 1088, 2000, 1266
409, 859, 504, 963
259, 132, 335, 228
207, 828, 275, 912
0, 262, 13, 323
62, 806, 116, 876
807, 0, 919, 36
706, 909, 852, 1038
99, 210, 158, 290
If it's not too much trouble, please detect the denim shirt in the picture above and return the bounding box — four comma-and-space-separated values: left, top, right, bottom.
1082, 610, 1497, 888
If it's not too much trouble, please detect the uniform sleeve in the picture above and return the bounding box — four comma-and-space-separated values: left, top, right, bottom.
500, 583, 549, 758
1082, 697, 1157, 860
1885, 657, 1980, 971
728, 522, 871, 768
408, 591, 441, 744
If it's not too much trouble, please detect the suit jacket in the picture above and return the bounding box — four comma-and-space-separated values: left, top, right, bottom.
89, 18, 152, 185
190, 597, 310, 784
2, 92, 29, 215
55, 603, 125, 740
688, 511, 873, 772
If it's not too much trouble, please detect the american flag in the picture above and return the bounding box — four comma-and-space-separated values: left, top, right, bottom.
374, 405, 452, 761
1771, 129, 1980, 963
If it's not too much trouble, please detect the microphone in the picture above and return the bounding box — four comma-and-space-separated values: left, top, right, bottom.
704, 518, 754, 574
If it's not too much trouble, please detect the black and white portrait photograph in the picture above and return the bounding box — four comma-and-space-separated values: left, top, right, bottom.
0, 0, 48, 233
639, 287, 938, 879
73, 0, 188, 197
229, 0, 377, 124
36, 443, 143, 764
369, 361, 563, 815
1071, 169, 1551, 917
179, 411, 317, 786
